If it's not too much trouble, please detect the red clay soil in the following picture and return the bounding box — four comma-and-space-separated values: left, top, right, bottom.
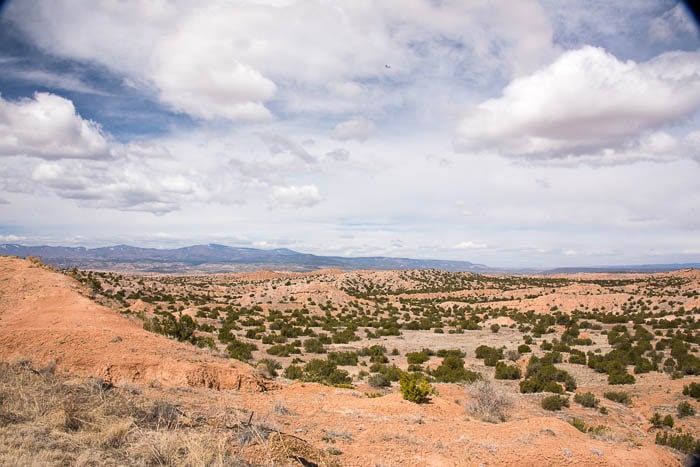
0, 257, 273, 392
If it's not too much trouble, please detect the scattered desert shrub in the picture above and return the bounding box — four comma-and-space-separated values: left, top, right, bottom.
494, 362, 521, 380
437, 348, 466, 358
677, 401, 696, 418
431, 355, 481, 383
683, 382, 700, 400
358, 345, 387, 362
144, 312, 197, 343
570, 417, 587, 432
541, 395, 569, 411
568, 349, 587, 365
607, 371, 635, 385
283, 364, 303, 380
663, 414, 675, 428
475, 345, 503, 366
517, 344, 532, 354
570, 417, 608, 435
369, 363, 403, 382
604, 391, 631, 405
573, 392, 599, 408
367, 374, 390, 388
303, 338, 326, 354
519, 356, 576, 393
655, 431, 700, 455
327, 351, 359, 366
406, 350, 431, 365
399, 372, 432, 404
226, 338, 258, 362
466, 380, 512, 423
266, 343, 301, 357
302, 359, 351, 386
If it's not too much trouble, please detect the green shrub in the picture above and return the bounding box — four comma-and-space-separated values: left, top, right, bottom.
655, 431, 700, 455
494, 362, 521, 380
432, 355, 481, 383
517, 344, 532, 354
359, 345, 387, 357
541, 395, 569, 411
570, 417, 587, 432
573, 392, 599, 408
369, 363, 403, 382
284, 364, 303, 380
303, 338, 326, 354
569, 349, 587, 365
193, 336, 216, 349
399, 372, 432, 403
650, 412, 663, 428
607, 371, 635, 385
490, 323, 500, 333
327, 351, 359, 366
406, 351, 430, 365
663, 414, 675, 428
438, 349, 466, 358
683, 382, 700, 400
678, 401, 696, 418
604, 391, 631, 405
303, 359, 351, 386
368, 374, 390, 388
520, 357, 576, 393
267, 343, 301, 357
226, 338, 258, 362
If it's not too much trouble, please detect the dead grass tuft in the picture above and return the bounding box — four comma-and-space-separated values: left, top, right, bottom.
465, 380, 513, 423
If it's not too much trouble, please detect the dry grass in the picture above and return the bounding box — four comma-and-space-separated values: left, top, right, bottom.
465, 380, 514, 423
0, 360, 344, 466
0, 361, 250, 466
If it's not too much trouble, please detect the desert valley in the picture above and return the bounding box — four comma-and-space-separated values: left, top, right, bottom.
1, 255, 698, 466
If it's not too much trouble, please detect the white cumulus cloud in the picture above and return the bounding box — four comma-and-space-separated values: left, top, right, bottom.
454, 47, 700, 164
0, 92, 110, 159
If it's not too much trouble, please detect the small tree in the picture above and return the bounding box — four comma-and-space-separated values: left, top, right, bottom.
663, 414, 675, 428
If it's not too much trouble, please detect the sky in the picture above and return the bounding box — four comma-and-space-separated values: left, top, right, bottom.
0, 0, 699, 268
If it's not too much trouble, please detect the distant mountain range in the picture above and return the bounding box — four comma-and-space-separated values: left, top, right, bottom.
1, 243, 698, 274
0, 243, 489, 273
